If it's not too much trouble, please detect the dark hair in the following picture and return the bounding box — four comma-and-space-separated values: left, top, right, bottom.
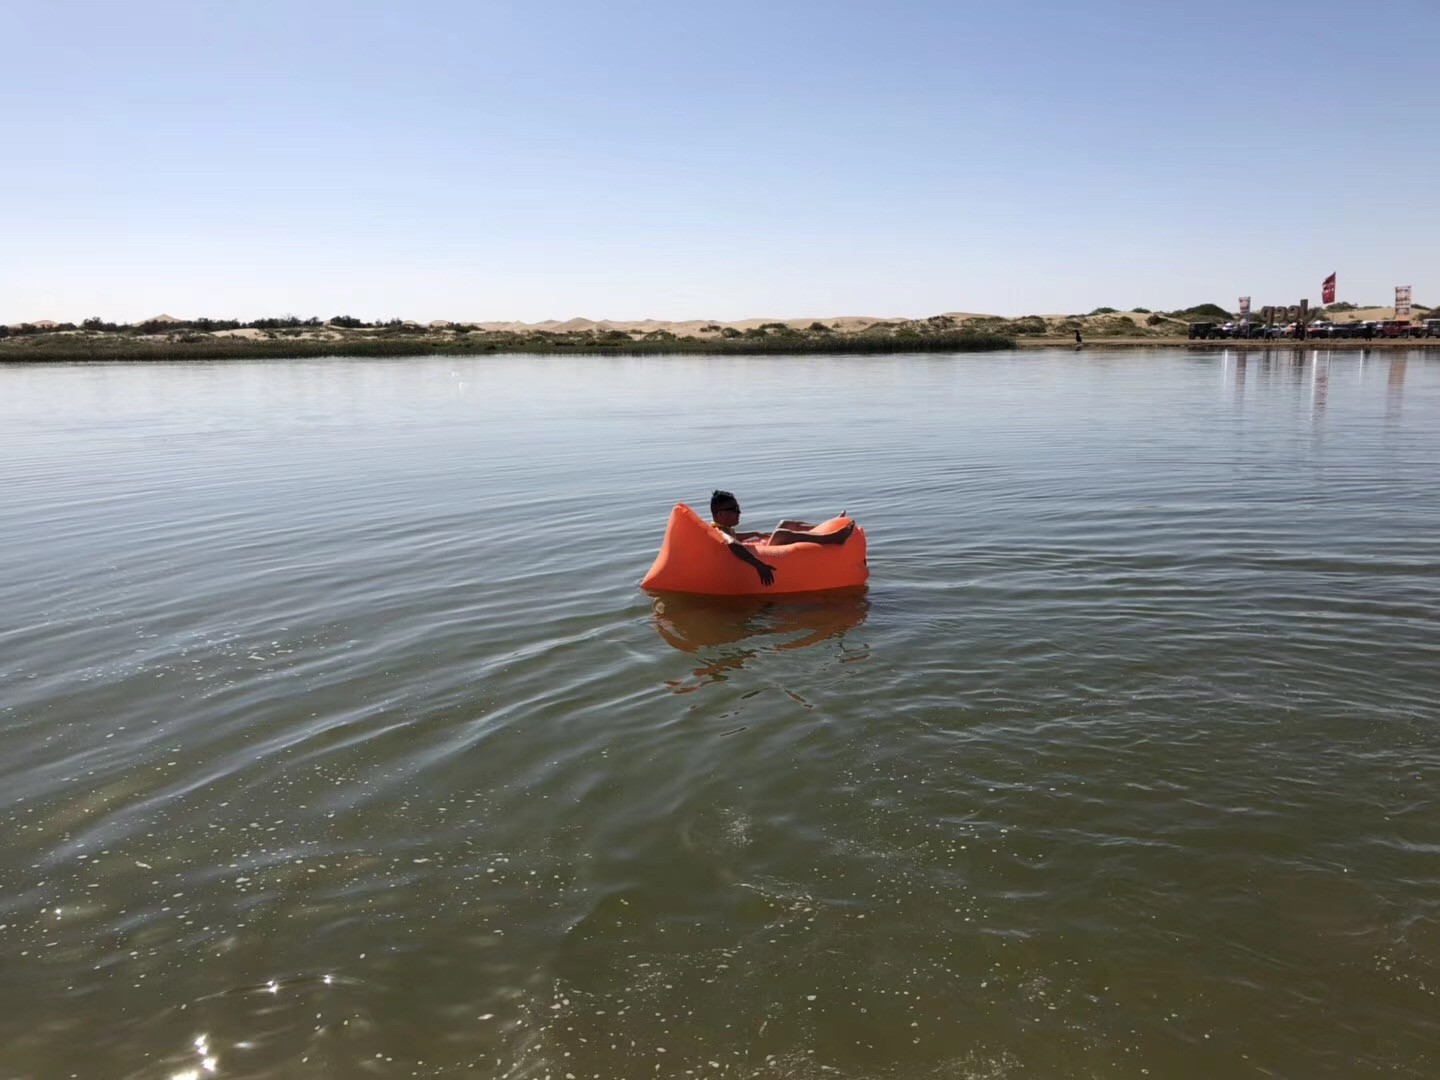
711, 489, 738, 515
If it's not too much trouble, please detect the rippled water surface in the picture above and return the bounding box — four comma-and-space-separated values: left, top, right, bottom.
3, 349, 1439, 1078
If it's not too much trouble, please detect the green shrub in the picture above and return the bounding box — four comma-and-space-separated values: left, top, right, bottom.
1172, 303, 1230, 319
1087, 306, 1118, 316
1146, 313, 1165, 326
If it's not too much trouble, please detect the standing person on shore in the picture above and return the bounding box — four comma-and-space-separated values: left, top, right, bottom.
1075, 329, 1083, 346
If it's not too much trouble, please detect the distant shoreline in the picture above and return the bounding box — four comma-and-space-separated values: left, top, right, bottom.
5, 301, 1436, 364
3, 334, 1436, 365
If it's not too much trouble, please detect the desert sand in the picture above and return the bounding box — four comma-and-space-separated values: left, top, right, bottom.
466, 315, 893, 335
1321, 306, 1414, 323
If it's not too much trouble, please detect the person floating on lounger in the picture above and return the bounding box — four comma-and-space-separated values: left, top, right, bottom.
708, 489, 855, 586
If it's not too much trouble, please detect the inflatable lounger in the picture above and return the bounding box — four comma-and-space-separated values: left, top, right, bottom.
641, 503, 868, 597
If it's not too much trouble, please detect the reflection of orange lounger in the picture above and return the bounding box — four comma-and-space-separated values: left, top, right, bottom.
652, 592, 869, 653
641, 504, 868, 597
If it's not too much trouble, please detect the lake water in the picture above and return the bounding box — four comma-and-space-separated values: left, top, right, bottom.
2, 348, 1438, 1079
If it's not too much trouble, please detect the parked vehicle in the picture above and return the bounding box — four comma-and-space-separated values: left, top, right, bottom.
1184, 316, 1432, 342
1331, 323, 1366, 339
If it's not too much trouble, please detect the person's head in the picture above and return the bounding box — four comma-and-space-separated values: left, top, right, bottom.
710, 489, 741, 527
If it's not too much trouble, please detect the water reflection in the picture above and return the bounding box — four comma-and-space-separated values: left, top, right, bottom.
650, 590, 870, 692
1388, 357, 1407, 422
1310, 351, 1329, 431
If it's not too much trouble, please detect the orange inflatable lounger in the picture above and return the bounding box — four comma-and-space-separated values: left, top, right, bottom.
641, 504, 868, 597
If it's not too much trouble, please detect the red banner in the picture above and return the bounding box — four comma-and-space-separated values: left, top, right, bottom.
1322, 272, 1336, 305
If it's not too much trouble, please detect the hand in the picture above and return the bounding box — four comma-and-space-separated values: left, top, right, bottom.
756, 563, 776, 587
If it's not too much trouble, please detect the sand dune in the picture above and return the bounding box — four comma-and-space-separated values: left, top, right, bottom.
471, 315, 889, 334
1323, 306, 1428, 323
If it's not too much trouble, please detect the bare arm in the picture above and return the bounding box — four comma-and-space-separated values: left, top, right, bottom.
725, 540, 776, 586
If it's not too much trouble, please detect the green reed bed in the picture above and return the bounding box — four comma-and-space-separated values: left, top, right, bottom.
0, 330, 1015, 363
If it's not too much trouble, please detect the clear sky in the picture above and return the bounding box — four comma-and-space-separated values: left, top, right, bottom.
4, 0, 1437, 323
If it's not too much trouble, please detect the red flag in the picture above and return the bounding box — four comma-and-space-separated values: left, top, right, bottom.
1322, 272, 1336, 305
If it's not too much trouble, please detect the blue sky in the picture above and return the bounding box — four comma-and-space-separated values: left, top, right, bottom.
4, 0, 1437, 323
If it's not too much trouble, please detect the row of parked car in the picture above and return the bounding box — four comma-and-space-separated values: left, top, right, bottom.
1189, 319, 1440, 340
1307, 320, 1440, 339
